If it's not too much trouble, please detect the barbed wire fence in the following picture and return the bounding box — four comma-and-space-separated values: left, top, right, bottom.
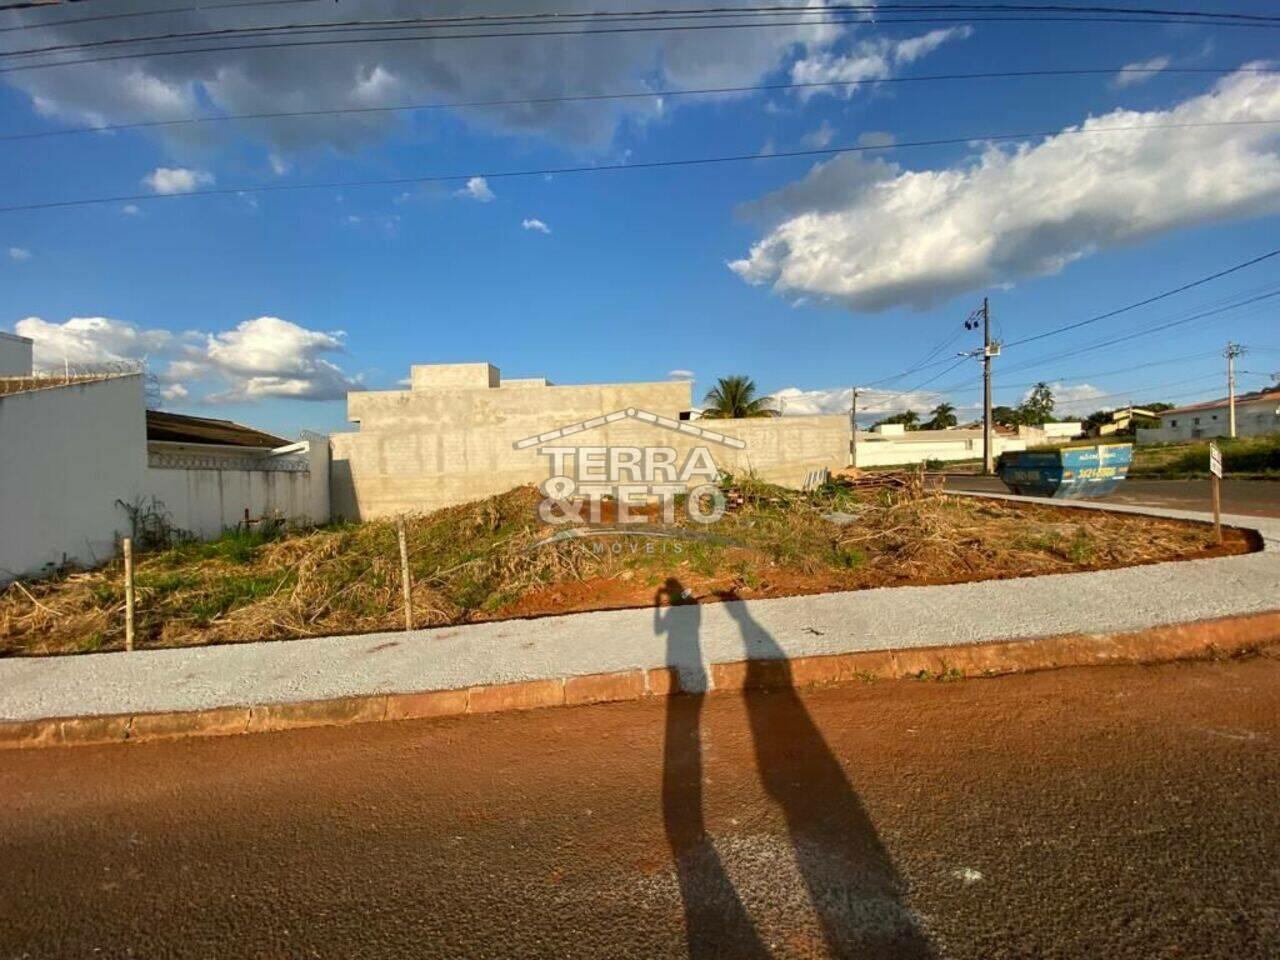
0, 360, 147, 397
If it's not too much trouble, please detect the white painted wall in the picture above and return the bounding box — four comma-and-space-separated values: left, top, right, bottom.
853, 429, 1025, 467
1019, 422, 1084, 443
1, 375, 331, 582
0, 332, 33, 376
0, 375, 147, 581
1138, 395, 1280, 444
145, 440, 330, 539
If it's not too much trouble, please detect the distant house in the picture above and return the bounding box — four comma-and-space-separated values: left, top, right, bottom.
1138, 389, 1280, 444
1088, 407, 1158, 438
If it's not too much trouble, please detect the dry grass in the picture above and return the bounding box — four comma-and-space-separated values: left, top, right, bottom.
0, 480, 1244, 657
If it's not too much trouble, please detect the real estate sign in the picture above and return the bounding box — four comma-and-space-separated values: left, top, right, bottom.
1209, 441, 1223, 479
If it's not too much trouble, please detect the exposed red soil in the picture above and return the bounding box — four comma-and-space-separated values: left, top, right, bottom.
495, 519, 1256, 621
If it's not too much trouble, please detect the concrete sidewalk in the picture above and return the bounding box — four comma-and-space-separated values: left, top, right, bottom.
1, 497, 1278, 735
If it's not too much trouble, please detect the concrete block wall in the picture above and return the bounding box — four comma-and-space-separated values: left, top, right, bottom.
330, 364, 851, 519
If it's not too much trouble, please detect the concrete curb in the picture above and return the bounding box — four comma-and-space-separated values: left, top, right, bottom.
4, 609, 1277, 750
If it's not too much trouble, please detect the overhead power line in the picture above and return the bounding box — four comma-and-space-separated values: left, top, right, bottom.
7, 65, 1274, 144
4, 115, 1278, 215
7, 3, 1280, 62
1003, 247, 1280, 350
5, 2, 1279, 37
1000, 288, 1280, 375
5, 10, 1280, 75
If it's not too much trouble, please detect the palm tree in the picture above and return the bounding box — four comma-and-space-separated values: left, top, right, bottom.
926, 402, 957, 430
700, 376, 778, 419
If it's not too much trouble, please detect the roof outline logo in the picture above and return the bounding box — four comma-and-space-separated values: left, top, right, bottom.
512, 407, 746, 451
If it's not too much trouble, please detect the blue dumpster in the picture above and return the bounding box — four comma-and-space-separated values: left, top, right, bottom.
996, 443, 1134, 499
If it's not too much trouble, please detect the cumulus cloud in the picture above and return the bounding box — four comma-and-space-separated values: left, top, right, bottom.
0, 2, 926, 159
790, 27, 973, 100
521, 217, 551, 234
121, 204, 141, 216
456, 176, 495, 202
14, 315, 173, 367
730, 68, 1280, 312
770, 385, 953, 418
194, 316, 359, 401
7, 247, 30, 261
667, 369, 695, 380
143, 166, 214, 194
11, 314, 358, 402
1114, 56, 1172, 88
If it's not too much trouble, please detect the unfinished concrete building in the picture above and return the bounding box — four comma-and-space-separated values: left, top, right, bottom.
329, 363, 850, 519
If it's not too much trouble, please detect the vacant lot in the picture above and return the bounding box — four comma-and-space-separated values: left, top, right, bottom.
0, 480, 1251, 656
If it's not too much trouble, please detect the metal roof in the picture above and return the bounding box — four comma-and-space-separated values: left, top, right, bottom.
146, 410, 289, 448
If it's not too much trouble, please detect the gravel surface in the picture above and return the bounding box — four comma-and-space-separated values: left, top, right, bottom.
2, 656, 1277, 958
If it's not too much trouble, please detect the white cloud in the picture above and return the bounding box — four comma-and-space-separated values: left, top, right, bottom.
456, 176, 495, 202
14, 315, 173, 368
12, 314, 358, 402
121, 204, 141, 216
1114, 56, 1172, 88
667, 369, 695, 380
196, 316, 358, 401
7, 247, 30, 261
730, 68, 1280, 312
790, 27, 973, 100
143, 166, 214, 195
521, 217, 551, 234
268, 153, 290, 176
1, 2, 861, 158
800, 120, 836, 149
1034, 382, 1107, 417
771, 385, 950, 418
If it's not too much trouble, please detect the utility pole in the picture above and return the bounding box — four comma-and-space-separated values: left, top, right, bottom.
982, 297, 994, 475
1225, 342, 1245, 439
849, 386, 860, 469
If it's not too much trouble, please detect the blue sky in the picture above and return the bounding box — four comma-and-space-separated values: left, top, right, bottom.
2, 3, 1279, 437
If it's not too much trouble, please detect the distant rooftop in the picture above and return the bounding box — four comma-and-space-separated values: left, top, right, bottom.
1163, 388, 1280, 416
146, 410, 289, 448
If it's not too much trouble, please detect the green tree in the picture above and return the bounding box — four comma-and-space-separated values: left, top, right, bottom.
700, 375, 778, 419
872, 409, 920, 430
925, 402, 958, 430
1017, 382, 1056, 425
991, 405, 1020, 427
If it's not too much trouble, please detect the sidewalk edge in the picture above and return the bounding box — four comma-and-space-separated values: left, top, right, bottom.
4, 610, 1278, 750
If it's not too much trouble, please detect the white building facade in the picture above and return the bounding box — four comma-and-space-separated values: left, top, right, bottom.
1137, 389, 1280, 444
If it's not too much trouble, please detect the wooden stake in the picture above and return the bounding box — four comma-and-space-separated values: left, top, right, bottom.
1211, 473, 1223, 544
397, 515, 413, 631
122, 537, 135, 652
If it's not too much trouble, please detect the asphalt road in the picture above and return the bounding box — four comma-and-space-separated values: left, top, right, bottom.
3, 656, 1279, 959
945, 475, 1280, 518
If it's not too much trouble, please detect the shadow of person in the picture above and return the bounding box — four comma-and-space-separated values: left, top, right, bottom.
655, 578, 769, 960
722, 595, 934, 960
